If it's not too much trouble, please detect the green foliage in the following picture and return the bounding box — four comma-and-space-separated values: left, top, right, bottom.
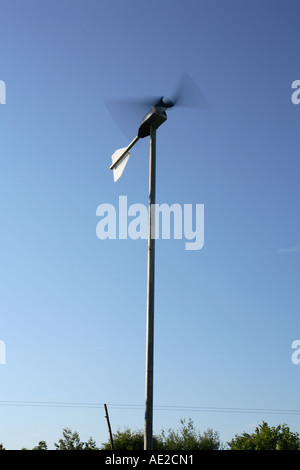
228, 421, 300, 450
1, 419, 300, 450
32, 441, 48, 450
101, 428, 143, 450
158, 419, 221, 450
101, 427, 164, 450
54, 428, 99, 450
101, 418, 221, 450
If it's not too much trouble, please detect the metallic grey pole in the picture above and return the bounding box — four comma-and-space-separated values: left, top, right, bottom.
144, 123, 156, 450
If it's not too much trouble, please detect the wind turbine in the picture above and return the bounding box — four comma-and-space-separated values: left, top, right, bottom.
106, 74, 209, 450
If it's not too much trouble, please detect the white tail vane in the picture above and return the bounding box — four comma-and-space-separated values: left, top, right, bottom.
111, 147, 130, 182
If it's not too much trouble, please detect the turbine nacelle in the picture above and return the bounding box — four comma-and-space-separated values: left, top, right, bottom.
108, 73, 210, 180
138, 106, 168, 139
105, 73, 209, 140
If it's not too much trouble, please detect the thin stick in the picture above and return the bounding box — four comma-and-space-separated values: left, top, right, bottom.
104, 403, 114, 450
110, 136, 140, 170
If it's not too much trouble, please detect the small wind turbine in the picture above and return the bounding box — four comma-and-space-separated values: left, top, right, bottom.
106, 74, 209, 450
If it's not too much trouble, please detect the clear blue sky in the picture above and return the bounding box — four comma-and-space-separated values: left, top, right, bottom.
1, 0, 300, 449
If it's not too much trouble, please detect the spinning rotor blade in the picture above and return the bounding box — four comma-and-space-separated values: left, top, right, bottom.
105, 96, 162, 138
170, 73, 210, 109
105, 73, 209, 137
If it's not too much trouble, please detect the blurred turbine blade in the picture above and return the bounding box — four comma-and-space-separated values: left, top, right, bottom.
105, 96, 161, 138
105, 99, 140, 139
171, 73, 210, 109
105, 74, 209, 139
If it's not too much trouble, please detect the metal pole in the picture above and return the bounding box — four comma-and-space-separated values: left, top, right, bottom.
144, 123, 156, 450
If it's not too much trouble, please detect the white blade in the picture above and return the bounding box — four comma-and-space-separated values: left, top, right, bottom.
111, 147, 130, 182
